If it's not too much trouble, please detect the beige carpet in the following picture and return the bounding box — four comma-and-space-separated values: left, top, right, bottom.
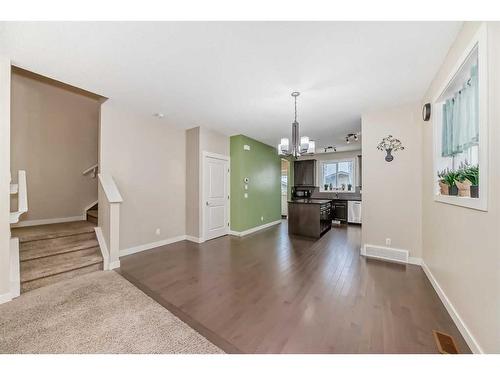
0, 271, 224, 354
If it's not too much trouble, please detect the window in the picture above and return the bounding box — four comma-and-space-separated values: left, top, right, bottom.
433, 24, 488, 211
281, 175, 288, 195
319, 159, 355, 192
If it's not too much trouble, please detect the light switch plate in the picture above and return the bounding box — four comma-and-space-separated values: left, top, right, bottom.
243, 145, 251, 151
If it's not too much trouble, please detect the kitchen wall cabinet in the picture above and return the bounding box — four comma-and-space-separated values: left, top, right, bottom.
294, 160, 316, 186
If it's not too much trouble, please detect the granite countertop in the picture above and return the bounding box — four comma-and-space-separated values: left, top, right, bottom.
288, 199, 333, 204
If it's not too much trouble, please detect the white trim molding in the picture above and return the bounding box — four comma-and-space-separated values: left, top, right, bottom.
421, 260, 483, 354
185, 235, 204, 243
432, 23, 488, 212
0, 292, 12, 305
11, 215, 86, 228
9, 237, 20, 299
120, 235, 187, 257
230, 220, 282, 237
94, 227, 110, 270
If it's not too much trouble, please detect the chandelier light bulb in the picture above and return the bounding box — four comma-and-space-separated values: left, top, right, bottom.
308, 140, 316, 154
300, 136, 309, 151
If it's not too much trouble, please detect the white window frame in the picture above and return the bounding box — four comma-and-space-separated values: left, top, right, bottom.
318, 158, 356, 192
432, 23, 488, 211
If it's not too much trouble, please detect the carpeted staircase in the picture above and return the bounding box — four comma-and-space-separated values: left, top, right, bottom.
12, 221, 103, 293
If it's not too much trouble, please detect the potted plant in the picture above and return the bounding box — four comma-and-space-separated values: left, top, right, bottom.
456, 162, 472, 197
437, 168, 459, 196
458, 163, 479, 198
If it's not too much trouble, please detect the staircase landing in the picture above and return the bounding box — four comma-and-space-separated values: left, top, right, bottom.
12, 221, 103, 293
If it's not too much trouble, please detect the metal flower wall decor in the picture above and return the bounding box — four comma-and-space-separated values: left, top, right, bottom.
377, 135, 405, 162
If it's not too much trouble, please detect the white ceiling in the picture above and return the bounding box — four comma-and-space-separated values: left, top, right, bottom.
0, 21, 462, 151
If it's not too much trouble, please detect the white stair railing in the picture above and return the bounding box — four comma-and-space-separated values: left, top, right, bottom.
10, 170, 28, 224
82, 163, 99, 178
96, 173, 123, 270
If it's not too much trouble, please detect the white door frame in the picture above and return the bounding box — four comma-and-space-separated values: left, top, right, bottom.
200, 151, 230, 242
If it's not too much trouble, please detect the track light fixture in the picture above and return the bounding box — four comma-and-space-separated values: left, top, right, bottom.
346, 132, 361, 143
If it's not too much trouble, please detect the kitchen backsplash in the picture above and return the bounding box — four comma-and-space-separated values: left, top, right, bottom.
310, 186, 362, 201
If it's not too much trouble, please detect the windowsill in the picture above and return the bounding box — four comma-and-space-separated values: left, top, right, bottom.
434, 194, 487, 211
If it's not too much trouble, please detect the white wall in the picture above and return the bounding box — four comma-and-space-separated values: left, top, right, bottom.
361, 103, 422, 259
100, 100, 186, 251
0, 57, 11, 302
421, 22, 500, 353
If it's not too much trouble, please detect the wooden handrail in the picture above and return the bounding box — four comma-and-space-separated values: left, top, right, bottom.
82, 163, 99, 177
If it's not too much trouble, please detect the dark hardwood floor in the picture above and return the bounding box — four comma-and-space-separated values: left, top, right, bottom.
119, 222, 470, 354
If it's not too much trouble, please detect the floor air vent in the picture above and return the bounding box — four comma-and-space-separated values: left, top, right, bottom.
433, 330, 459, 354
362, 245, 408, 264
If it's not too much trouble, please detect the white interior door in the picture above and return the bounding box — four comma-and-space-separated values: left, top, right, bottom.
203, 154, 229, 241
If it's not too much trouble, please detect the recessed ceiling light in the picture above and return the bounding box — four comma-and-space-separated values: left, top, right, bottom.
153, 113, 165, 118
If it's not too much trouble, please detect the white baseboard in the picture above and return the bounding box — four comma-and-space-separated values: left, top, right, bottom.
421, 260, 483, 354
185, 235, 204, 243
94, 227, 109, 271
11, 215, 86, 228
0, 291, 12, 305
230, 220, 282, 237
109, 260, 120, 270
120, 235, 186, 257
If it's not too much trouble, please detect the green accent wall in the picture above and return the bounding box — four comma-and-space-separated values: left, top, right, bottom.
230, 135, 281, 232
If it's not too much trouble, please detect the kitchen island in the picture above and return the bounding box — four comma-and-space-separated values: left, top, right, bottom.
288, 199, 332, 238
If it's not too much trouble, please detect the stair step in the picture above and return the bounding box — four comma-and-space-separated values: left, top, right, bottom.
21, 247, 103, 283
87, 209, 98, 224
20, 232, 98, 261
12, 221, 95, 243
87, 209, 98, 218
21, 263, 103, 293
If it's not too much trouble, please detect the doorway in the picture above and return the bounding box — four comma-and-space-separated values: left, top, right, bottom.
202, 152, 230, 241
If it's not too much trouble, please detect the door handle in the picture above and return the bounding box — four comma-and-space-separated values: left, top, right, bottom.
206, 202, 209, 206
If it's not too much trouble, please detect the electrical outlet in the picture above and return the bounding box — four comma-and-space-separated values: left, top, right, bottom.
155, 228, 161, 236
244, 193, 248, 198
385, 238, 391, 246
261, 216, 264, 221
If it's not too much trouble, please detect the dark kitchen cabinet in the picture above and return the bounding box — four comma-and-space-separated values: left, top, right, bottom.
288, 199, 332, 238
332, 200, 348, 222
294, 160, 316, 186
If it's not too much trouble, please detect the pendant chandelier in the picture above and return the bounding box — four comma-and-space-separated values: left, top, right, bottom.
277, 91, 315, 158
